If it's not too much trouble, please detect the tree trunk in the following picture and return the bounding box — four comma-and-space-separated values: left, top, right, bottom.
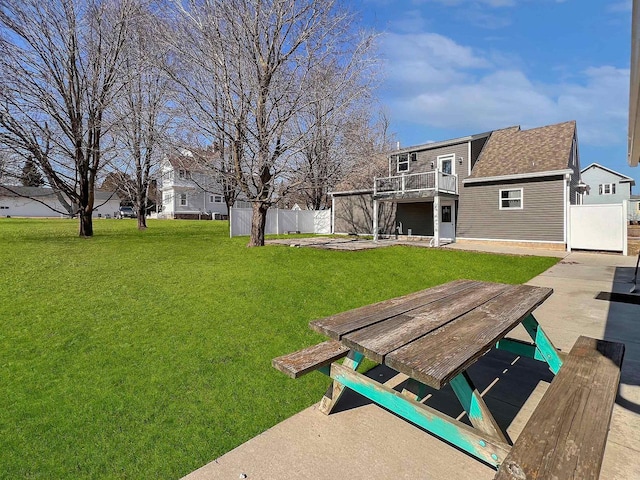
137, 212, 147, 230
248, 201, 268, 247
79, 209, 93, 237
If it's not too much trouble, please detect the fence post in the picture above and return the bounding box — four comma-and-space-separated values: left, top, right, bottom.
623, 200, 628, 256
229, 207, 233, 238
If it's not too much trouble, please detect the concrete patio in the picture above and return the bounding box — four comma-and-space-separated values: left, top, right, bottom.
183, 250, 640, 480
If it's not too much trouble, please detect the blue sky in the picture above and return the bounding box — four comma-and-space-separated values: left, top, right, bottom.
356, 0, 637, 188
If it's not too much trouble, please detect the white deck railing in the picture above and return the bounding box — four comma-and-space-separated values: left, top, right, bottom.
374, 171, 457, 196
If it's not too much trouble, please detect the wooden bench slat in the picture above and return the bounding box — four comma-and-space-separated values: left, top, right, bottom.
342, 282, 510, 363
272, 340, 350, 378
309, 280, 480, 339
494, 335, 624, 480
386, 284, 553, 389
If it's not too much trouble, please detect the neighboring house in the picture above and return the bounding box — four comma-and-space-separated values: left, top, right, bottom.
580, 163, 636, 205
158, 151, 228, 220
331, 120, 580, 250
631, 194, 640, 222
0, 186, 120, 218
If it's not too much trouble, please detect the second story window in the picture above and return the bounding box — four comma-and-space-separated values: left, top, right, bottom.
598, 183, 616, 195
396, 153, 409, 173
178, 169, 190, 179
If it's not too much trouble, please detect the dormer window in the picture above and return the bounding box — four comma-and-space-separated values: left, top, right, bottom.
178, 169, 189, 179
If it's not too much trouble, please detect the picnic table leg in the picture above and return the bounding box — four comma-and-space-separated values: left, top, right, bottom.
450, 371, 511, 445
401, 378, 429, 402
318, 350, 364, 415
521, 314, 563, 374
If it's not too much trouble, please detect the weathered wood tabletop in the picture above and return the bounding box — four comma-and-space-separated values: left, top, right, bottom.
310, 279, 553, 390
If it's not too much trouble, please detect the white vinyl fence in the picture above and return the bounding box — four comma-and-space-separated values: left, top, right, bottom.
230, 207, 331, 237
568, 202, 628, 254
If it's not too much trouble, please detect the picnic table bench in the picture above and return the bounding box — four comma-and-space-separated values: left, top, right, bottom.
272, 280, 624, 479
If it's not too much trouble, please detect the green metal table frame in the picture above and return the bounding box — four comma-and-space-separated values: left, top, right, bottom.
316, 314, 563, 469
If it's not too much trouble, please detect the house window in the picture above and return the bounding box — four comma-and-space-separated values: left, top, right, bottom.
178, 169, 190, 179
396, 153, 409, 173
598, 183, 616, 195
210, 195, 223, 203
499, 188, 523, 210
179, 193, 187, 206
441, 205, 452, 223
437, 154, 455, 175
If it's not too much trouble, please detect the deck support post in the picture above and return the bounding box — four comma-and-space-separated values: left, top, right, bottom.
433, 195, 440, 247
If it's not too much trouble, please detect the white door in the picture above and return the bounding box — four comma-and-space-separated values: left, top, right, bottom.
440, 201, 455, 241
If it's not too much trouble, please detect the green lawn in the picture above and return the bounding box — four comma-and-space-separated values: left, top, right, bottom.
0, 219, 558, 479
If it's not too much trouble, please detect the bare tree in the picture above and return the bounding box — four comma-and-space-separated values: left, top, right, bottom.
111, 3, 173, 229
168, 0, 377, 246
0, 0, 137, 236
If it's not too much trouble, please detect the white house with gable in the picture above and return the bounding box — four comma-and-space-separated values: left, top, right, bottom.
158, 150, 229, 220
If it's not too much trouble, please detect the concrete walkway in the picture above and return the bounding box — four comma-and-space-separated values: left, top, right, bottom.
183, 251, 640, 480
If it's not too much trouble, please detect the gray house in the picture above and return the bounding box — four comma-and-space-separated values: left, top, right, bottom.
331, 120, 580, 250
580, 163, 635, 205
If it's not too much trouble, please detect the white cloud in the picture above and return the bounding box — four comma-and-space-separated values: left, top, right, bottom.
381, 32, 629, 146
608, 0, 632, 12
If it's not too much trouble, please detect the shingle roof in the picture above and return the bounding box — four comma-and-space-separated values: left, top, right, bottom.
468, 120, 576, 179
166, 148, 221, 171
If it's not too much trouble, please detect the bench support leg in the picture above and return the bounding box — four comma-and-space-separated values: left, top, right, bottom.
450, 371, 511, 445
521, 314, 563, 374
401, 378, 429, 401
318, 350, 364, 415
330, 362, 511, 468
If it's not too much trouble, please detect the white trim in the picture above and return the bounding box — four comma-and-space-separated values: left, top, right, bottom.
499, 188, 523, 210
389, 132, 492, 157
467, 141, 472, 177
437, 153, 455, 175
623, 200, 629, 256
630, 0, 640, 166
457, 236, 565, 244
598, 183, 617, 195
396, 153, 410, 173
463, 169, 573, 184
564, 175, 568, 248
330, 188, 374, 196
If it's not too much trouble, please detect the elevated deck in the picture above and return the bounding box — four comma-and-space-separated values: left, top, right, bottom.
374, 171, 457, 200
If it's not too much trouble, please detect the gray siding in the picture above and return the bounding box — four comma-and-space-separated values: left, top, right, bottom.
333, 193, 395, 235
458, 177, 565, 242
396, 203, 433, 236
581, 166, 633, 205
393, 141, 470, 193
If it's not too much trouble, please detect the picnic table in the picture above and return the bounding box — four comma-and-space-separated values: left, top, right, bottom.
273, 279, 624, 479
